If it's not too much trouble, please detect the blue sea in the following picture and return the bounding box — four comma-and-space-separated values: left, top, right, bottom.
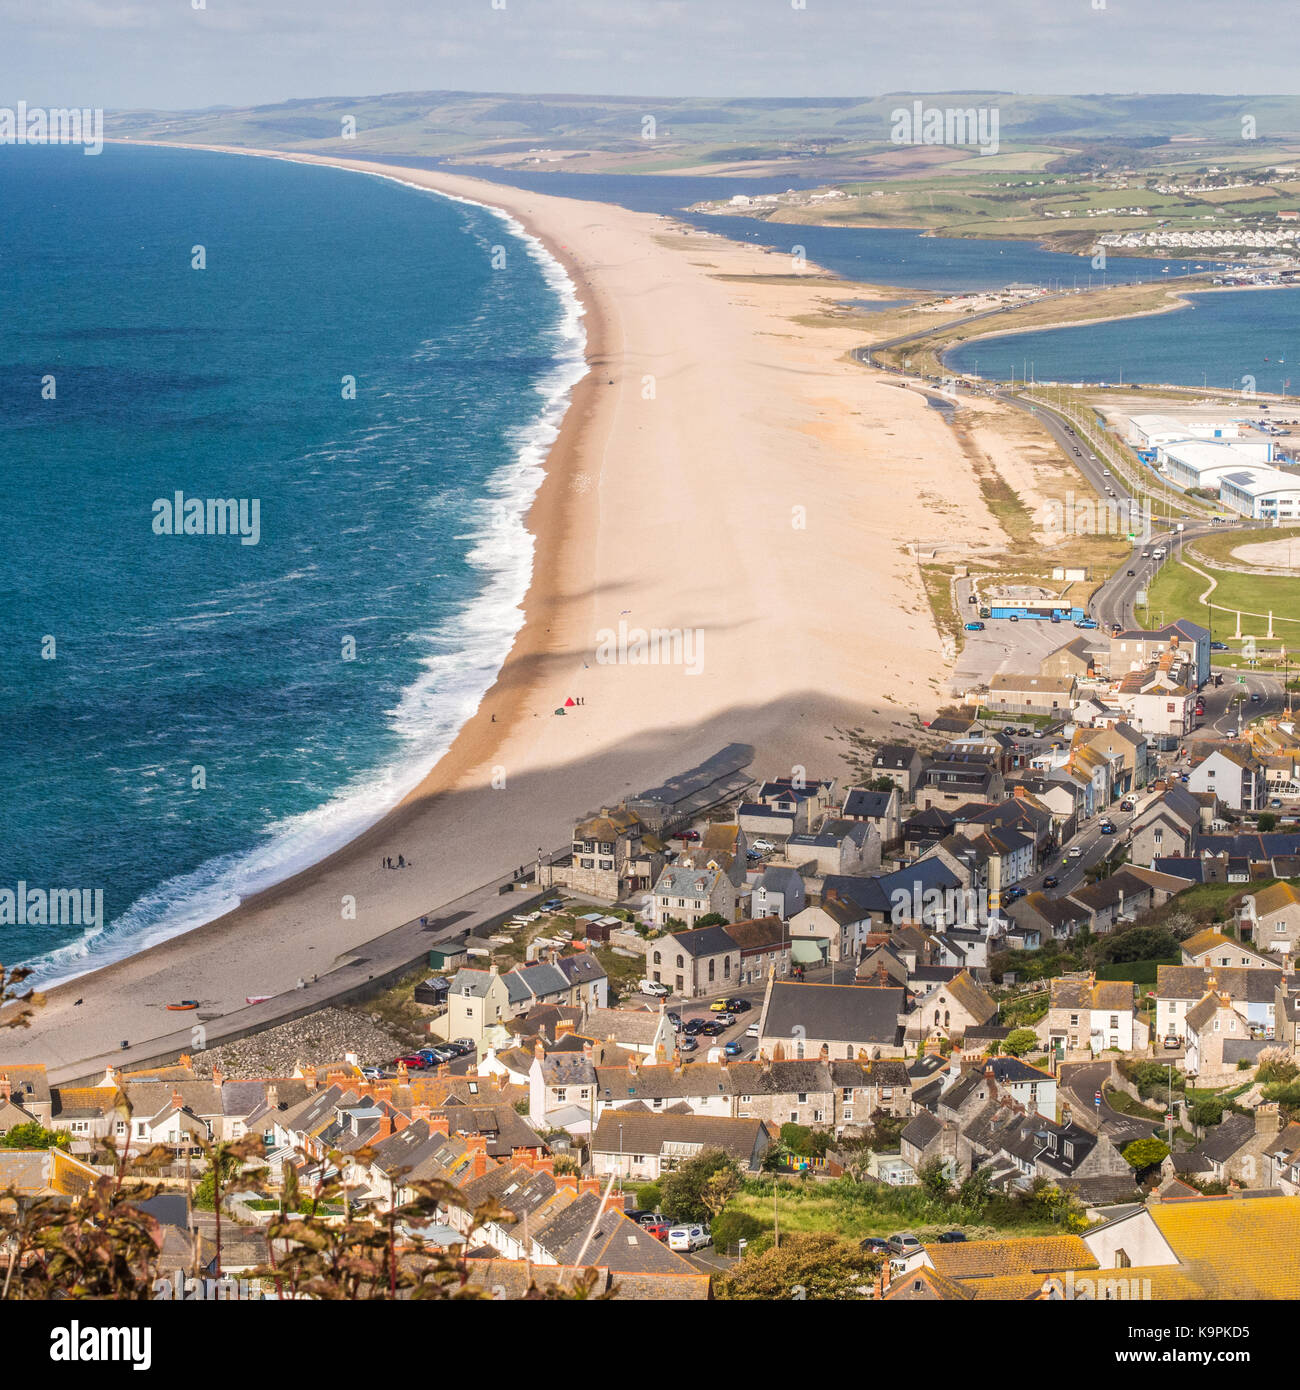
944, 286, 1300, 394
0, 142, 584, 982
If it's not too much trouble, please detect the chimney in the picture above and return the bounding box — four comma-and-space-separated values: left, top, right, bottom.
1256, 1102, 1283, 1135
627, 1053, 639, 1076
494, 1070, 507, 1091
556, 1018, 576, 1038
171, 1086, 184, 1111
375, 1081, 393, 1103
582, 1041, 594, 1062
534, 1040, 545, 1062
819, 1042, 829, 1061
556, 1172, 578, 1192
411, 1103, 433, 1124
393, 1111, 411, 1133
468, 1133, 488, 1179
0, 1074, 10, 1104
511, 1147, 534, 1170
211, 1065, 224, 1088
578, 1176, 601, 1196
535, 1156, 555, 1177
602, 1193, 626, 1214
1060, 1103, 1072, 1129
266, 1083, 278, 1110
300, 1065, 316, 1088
375, 1114, 393, 1141
427, 1115, 450, 1137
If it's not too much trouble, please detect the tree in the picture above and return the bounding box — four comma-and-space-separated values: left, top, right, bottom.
1003, 1028, 1039, 1057
1123, 1137, 1170, 1172
693, 913, 728, 929
659, 1149, 741, 1224
0, 1121, 69, 1151
715, 1233, 881, 1300
1258, 813, 1278, 833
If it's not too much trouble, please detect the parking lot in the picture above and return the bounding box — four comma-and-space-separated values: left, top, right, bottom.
950, 578, 1094, 694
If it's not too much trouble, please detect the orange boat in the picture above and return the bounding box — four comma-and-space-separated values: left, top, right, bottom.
166, 1000, 199, 1011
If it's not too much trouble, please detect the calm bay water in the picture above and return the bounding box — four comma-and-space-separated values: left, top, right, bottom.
945, 286, 1300, 393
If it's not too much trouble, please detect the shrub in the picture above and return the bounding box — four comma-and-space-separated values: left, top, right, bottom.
711, 1208, 764, 1251
1003, 1028, 1040, 1057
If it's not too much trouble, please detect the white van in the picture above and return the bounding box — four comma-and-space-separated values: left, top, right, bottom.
668, 1224, 711, 1253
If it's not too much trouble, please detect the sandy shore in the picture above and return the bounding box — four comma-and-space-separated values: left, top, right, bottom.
2, 148, 1002, 1072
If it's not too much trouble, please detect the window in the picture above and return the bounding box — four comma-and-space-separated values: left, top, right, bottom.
797, 1093, 808, 1104
581, 858, 594, 869
653, 951, 661, 965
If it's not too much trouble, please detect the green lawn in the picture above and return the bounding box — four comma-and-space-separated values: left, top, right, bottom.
724, 1174, 1083, 1243
1146, 549, 1300, 642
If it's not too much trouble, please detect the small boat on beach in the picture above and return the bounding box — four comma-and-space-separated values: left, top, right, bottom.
245, 995, 271, 1005
166, 1000, 199, 1011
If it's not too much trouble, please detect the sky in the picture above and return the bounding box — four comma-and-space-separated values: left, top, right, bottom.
2, 0, 1297, 111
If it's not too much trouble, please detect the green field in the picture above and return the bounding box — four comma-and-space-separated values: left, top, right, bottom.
1145, 536, 1300, 643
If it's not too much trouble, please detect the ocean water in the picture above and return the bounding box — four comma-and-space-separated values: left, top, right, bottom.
944, 286, 1300, 393
0, 142, 584, 983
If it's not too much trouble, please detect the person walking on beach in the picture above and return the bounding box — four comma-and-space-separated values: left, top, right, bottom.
397, 854, 406, 869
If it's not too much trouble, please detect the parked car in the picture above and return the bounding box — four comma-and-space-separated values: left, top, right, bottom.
643, 1221, 671, 1242
1074, 619, 1099, 629
419, 1046, 456, 1065
678, 1035, 698, 1053
1043, 874, 1059, 889
712, 1012, 735, 1026
640, 979, 671, 997
1211, 641, 1229, 652
668, 1224, 711, 1253
673, 829, 701, 842
1272, 798, 1284, 809
860, 1236, 891, 1254
1163, 1034, 1181, 1050
964, 621, 985, 631
887, 1233, 923, 1256
1016, 727, 1031, 737
1119, 800, 1135, 812
727, 998, 751, 1013
1002, 886, 1027, 903
541, 897, 564, 911
751, 838, 777, 853
627, 1209, 656, 1226
452, 1038, 476, 1053
937, 1231, 967, 1244
724, 1040, 743, 1057
359, 1065, 384, 1081
668, 1012, 683, 1031
700, 1020, 726, 1037
709, 999, 732, 1012
683, 1017, 707, 1036
394, 1054, 430, 1070
745, 1022, 760, 1038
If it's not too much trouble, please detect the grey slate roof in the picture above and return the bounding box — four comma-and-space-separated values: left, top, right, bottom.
761, 982, 903, 1047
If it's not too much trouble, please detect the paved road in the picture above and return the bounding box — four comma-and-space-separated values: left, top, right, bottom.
1060, 1060, 1160, 1145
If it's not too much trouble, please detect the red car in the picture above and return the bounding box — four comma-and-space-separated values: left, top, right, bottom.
673, 830, 700, 842
643, 1221, 670, 1241
394, 1054, 430, 1070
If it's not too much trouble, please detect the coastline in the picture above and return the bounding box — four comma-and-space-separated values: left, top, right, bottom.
4, 144, 991, 1074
